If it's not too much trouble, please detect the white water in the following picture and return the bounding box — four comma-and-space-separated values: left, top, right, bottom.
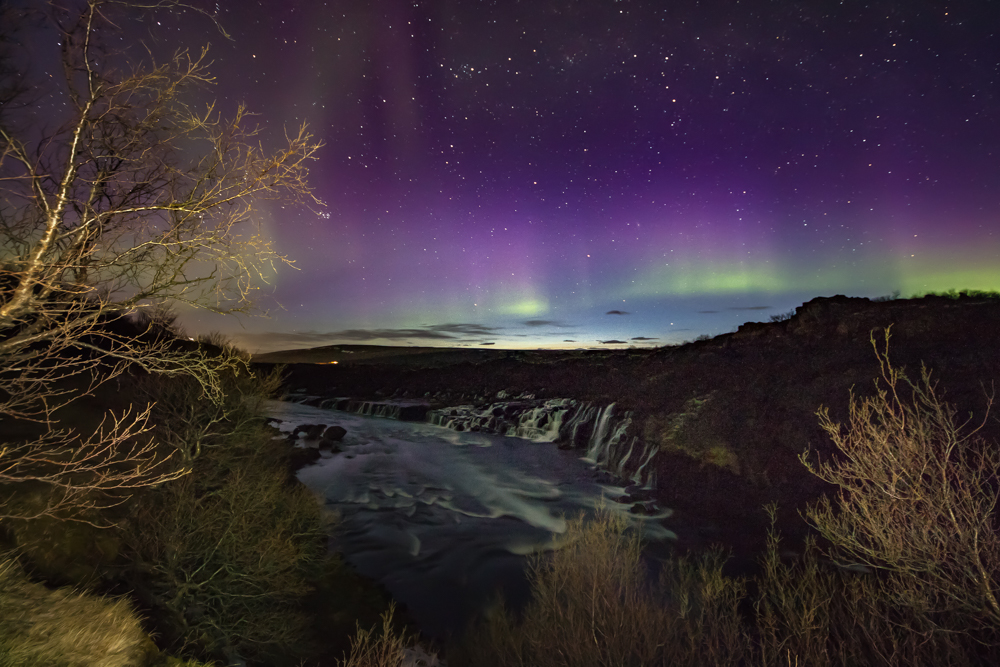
425, 398, 658, 488
265, 399, 674, 639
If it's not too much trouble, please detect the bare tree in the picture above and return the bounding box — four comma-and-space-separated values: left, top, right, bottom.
0, 0, 322, 521
803, 330, 1000, 629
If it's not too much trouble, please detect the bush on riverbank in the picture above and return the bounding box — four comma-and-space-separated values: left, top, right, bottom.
334, 603, 412, 667
454, 337, 1000, 666
455, 510, 747, 667
122, 427, 329, 664
116, 352, 335, 665
455, 510, 994, 666
0, 335, 398, 666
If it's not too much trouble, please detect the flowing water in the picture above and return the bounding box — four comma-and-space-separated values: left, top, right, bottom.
264, 399, 674, 639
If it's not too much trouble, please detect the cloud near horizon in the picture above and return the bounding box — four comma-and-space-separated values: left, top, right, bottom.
523, 319, 571, 327
235, 322, 504, 351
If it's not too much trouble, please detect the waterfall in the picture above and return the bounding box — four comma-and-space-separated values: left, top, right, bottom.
583, 404, 616, 464
425, 398, 658, 487
319, 398, 429, 422
316, 393, 660, 487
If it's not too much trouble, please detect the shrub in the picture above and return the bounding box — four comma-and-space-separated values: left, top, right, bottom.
459, 509, 748, 667
751, 509, 974, 667
194, 331, 251, 362
125, 446, 327, 665
769, 309, 796, 323
871, 290, 901, 302
756, 527, 855, 667
910, 289, 1000, 300
802, 329, 1000, 633
137, 356, 283, 463
131, 305, 185, 341
124, 430, 328, 665
123, 366, 328, 666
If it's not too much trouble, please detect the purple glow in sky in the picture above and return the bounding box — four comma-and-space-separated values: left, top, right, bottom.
161, 0, 999, 351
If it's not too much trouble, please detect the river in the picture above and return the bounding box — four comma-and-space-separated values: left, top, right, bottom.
264, 399, 674, 639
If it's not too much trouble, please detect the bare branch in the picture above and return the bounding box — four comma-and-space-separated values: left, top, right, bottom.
0, 404, 187, 524
802, 328, 1000, 627
0, 0, 321, 523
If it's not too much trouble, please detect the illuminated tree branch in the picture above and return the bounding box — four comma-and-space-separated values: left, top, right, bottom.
0, 0, 322, 522
802, 329, 1000, 628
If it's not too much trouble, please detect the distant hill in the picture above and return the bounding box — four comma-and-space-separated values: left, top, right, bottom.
253, 343, 514, 366
252, 343, 624, 367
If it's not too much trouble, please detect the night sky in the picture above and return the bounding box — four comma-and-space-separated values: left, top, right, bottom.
163, 0, 999, 352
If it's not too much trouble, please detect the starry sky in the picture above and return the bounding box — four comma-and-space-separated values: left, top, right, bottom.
164, 0, 999, 351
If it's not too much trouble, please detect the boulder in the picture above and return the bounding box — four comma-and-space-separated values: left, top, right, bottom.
294, 423, 326, 440
624, 486, 655, 502
323, 425, 347, 442
630, 502, 653, 515
288, 447, 321, 472
305, 424, 327, 439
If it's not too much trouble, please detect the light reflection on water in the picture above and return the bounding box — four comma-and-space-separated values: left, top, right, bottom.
264, 399, 673, 639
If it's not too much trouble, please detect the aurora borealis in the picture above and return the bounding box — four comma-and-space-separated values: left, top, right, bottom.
171, 0, 1000, 351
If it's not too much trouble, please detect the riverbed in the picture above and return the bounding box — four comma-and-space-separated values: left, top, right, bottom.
264, 399, 674, 639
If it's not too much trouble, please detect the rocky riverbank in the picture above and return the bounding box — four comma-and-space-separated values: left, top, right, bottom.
256, 294, 1000, 561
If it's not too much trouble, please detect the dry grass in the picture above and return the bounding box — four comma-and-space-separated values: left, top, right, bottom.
458, 510, 992, 667
642, 394, 742, 474
0, 557, 154, 667
756, 529, 988, 666
335, 603, 411, 667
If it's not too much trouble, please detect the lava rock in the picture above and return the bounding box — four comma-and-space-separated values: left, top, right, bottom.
323, 425, 347, 442
630, 502, 654, 515
624, 486, 655, 502
304, 424, 327, 440
288, 446, 321, 472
